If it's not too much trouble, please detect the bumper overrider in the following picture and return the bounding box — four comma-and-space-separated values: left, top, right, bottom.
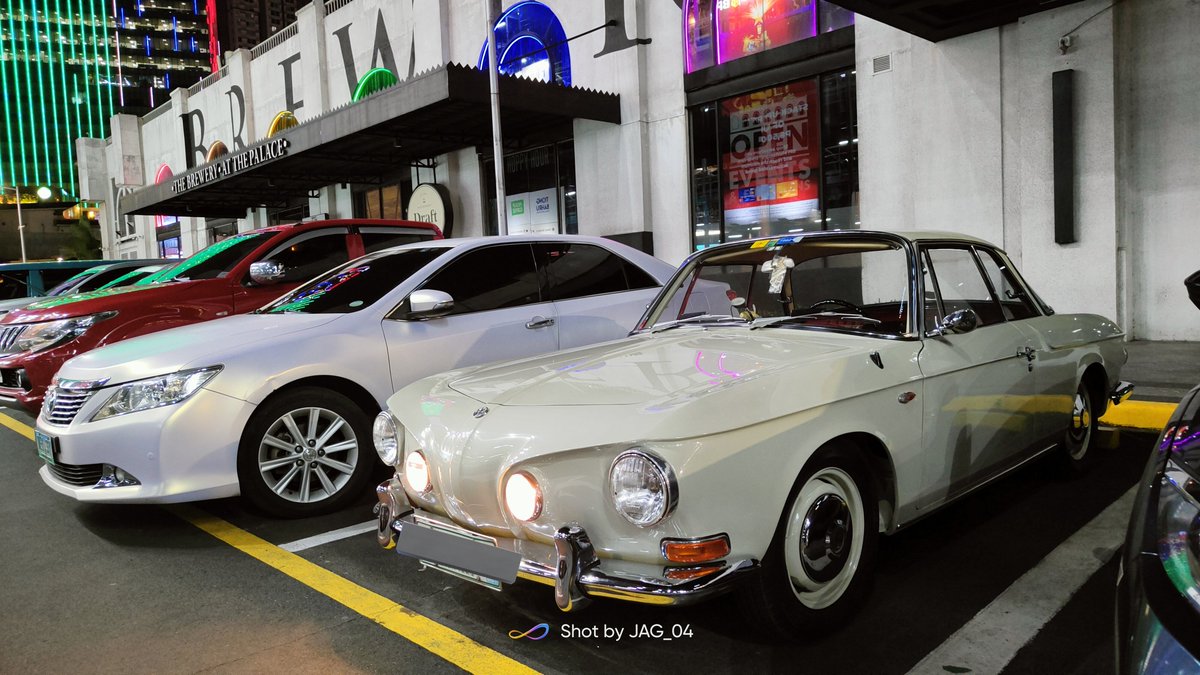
374, 479, 758, 611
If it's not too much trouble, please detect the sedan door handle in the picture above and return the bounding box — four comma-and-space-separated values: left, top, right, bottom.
526, 316, 555, 330
1016, 346, 1036, 361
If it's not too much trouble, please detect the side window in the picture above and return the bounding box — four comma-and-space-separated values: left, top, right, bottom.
360, 227, 437, 254
533, 243, 656, 301
975, 249, 1039, 321
419, 244, 540, 315
261, 229, 351, 284
925, 247, 1003, 327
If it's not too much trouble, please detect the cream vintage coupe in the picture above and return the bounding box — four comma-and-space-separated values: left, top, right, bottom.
372, 230, 1133, 636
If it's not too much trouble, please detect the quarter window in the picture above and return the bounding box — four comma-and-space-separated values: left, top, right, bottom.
533, 243, 657, 301
260, 229, 351, 284
419, 244, 541, 315
975, 249, 1039, 321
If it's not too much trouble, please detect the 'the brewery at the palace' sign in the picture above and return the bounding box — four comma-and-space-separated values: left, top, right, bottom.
171, 138, 290, 193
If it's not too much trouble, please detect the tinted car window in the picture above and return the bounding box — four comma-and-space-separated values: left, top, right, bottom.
147, 232, 270, 283
534, 243, 657, 301
264, 248, 447, 314
45, 270, 96, 296
419, 244, 540, 315
259, 229, 351, 284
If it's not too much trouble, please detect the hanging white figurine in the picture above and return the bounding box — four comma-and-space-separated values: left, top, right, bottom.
761, 254, 795, 294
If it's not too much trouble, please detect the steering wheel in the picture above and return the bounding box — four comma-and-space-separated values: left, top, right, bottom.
807, 298, 864, 314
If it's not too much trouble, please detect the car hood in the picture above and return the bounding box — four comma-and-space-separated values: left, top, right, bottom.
447, 328, 885, 408
58, 313, 340, 385
0, 282, 181, 323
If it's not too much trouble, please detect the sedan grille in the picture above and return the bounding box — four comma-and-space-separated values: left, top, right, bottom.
0, 324, 26, 353
41, 388, 96, 426
46, 461, 103, 487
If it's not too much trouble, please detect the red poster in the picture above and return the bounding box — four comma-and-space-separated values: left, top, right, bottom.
716, 0, 817, 64
722, 80, 820, 215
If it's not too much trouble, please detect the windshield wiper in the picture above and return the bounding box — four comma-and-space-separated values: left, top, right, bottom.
647, 314, 748, 333
750, 313, 883, 330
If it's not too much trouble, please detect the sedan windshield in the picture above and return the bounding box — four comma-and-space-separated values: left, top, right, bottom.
644, 235, 913, 338
262, 247, 448, 314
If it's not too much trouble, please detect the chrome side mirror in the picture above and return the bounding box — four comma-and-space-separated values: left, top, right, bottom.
930, 308, 979, 337
249, 260, 286, 286
407, 289, 454, 320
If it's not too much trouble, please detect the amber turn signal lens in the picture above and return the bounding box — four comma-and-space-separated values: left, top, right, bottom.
664, 565, 722, 581
661, 534, 731, 564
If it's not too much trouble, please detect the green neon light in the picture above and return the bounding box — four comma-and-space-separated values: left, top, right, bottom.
32, 1, 52, 187
0, 0, 15, 186
80, 0, 95, 139
16, 0, 34, 183
52, 0, 74, 196
65, 0, 82, 187
351, 68, 398, 102
99, 0, 113, 128
89, 0, 105, 140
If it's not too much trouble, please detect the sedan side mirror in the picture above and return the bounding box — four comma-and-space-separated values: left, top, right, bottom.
249, 260, 286, 286
930, 308, 979, 337
407, 289, 454, 320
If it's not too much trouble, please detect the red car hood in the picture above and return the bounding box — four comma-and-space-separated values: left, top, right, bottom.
0, 279, 214, 324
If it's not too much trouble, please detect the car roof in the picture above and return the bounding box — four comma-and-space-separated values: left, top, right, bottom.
386, 234, 643, 251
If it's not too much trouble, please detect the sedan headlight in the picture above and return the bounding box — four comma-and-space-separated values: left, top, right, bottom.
373, 412, 401, 465
609, 449, 677, 527
12, 312, 116, 354
90, 366, 222, 421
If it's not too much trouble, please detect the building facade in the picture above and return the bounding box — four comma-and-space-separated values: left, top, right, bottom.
77, 0, 1199, 340
111, 0, 214, 114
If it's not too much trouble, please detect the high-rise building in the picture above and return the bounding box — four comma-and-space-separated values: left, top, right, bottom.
212, 0, 303, 58
0, 0, 115, 200
110, 0, 213, 114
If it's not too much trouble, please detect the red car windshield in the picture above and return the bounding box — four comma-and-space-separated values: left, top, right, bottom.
139, 232, 270, 283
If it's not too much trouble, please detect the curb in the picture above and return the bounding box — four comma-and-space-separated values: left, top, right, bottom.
1098, 400, 1174, 432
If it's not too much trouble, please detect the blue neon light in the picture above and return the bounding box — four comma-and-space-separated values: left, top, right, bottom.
173, 16, 178, 50
477, 1, 571, 87
144, 35, 150, 55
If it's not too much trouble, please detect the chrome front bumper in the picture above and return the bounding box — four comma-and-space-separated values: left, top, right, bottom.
1110, 381, 1135, 405
374, 479, 758, 612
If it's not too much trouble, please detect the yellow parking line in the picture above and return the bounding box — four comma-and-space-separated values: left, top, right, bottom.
0, 411, 34, 440
1099, 400, 1174, 432
168, 505, 538, 675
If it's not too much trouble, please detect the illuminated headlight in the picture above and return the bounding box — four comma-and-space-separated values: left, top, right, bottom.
10, 311, 116, 354
609, 449, 676, 527
372, 412, 401, 465
90, 366, 222, 420
404, 450, 430, 493
504, 471, 542, 522
1157, 458, 1200, 609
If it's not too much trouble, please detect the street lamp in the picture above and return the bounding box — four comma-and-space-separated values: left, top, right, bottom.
2, 185, 51, 262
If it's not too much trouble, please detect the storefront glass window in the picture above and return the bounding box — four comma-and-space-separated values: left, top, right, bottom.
689, 68, 857, 250
483, 141, 576, 236
685, 1, 853, 72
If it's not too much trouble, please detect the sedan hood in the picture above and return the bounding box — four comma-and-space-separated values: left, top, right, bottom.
448, 328, 883, 408
1, 282, 178, 323
58, 313, 340, 385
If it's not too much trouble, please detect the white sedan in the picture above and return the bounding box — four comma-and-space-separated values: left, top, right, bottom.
373, 230, 1134, 636
34, 235, 682, 517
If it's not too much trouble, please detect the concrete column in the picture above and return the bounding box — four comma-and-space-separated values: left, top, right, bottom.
296, 1, 330, 115
224, 48, 257, 147
309, 184, 352, 219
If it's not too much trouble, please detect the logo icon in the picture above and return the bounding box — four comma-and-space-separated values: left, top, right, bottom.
473, 406, 489, 419
509, 623, 550, 641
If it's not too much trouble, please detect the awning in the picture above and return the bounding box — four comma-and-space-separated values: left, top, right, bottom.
834, 0, 1087, 42
124, 64, 620, 218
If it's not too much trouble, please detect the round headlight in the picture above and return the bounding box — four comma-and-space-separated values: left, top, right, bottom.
372, 412, 400, 465
504, 471, 542, 522
609, 450, 675, 527
404, 450, 430, 493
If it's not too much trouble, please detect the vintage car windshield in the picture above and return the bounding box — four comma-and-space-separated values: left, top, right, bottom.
645, 236, 913, 338
139, 232, 271, 284
261, 247, 448, 314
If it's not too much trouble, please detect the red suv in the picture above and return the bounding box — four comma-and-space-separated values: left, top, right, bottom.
0, 219, 441, 412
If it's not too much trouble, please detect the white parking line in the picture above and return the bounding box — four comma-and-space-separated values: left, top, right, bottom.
906, 487, 1136, 675
279, 521, 377, 552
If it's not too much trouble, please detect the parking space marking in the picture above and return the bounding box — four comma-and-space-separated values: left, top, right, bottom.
905, 486, 1135, 675
0, 411, 34, 440
280, 521, 377, 552
168, 504, 539, 675
1099, 400, 1173, 431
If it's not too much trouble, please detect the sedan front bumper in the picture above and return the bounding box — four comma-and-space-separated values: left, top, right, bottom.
375, 478, 758, 611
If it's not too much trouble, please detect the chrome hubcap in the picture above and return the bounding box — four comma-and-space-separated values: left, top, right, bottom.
800, 494, 852, 583
1068, 390, 1092, 459
257, 406, 358, 504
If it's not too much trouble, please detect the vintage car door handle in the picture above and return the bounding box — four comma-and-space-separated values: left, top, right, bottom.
1016, 346, 1037, 361
526, 316, 555, 330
